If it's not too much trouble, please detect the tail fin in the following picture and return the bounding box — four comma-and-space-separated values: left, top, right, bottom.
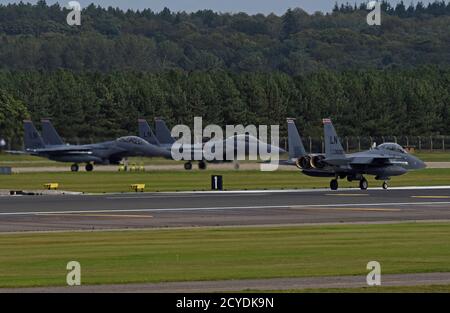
155, 119, 175, 145
23, 120, 45, 150
41, 119, 64, 146
287, 118, 307, 159
323, 118, 345, 159
138, 119, 160, 146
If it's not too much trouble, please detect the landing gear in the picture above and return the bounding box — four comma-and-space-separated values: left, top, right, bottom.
198, 161, 207, 170
70, 164, 79, 172
359, 178, 368, 190
85, 163, 94, 172
330, 179, 338, 191
184, 162, 193, 170
234, 162, 240, 170
382, 181, 388, 190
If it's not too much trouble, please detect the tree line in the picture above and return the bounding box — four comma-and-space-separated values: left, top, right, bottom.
0, 1, 449, 73
0, 67, 449, 146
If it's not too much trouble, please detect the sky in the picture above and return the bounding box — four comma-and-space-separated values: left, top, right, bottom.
0, 0, 444, 15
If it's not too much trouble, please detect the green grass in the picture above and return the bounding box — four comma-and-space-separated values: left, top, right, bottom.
0, 151, 449, 167
0, 223, 450, 288
0, 154, 180, 167
413, 152, 450, 162
0, 168, 449, 193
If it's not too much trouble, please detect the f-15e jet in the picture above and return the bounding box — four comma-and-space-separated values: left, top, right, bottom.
286, 118, 426, 190
138, 119, 285, 170
16, 120, 171, 172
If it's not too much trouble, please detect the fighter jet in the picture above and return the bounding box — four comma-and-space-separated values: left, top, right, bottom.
286, 118, 426, 190
16, 120, 171, 172
139, 119, 285, 170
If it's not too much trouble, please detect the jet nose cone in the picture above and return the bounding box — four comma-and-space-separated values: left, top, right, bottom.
412, 157, 427, 169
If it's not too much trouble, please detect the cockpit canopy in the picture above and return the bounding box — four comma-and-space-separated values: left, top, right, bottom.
377, 143, 407, 154
117, 136, 148, 145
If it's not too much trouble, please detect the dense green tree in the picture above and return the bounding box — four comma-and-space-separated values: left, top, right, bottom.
0, 89, 29, 144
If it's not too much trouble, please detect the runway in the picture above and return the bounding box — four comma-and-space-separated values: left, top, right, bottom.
0, 187, 450, 232
2, 273, 450, 293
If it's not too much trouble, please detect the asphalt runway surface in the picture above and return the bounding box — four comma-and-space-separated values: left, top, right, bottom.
1, 187, 450, 232
2, 273, 450, 293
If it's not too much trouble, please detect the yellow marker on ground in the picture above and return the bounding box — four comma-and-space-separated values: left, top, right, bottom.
44, 183, 59, 190
131, 184, 145, 192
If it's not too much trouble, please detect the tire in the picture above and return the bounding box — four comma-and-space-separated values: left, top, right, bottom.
184, 162, 193, 170
198, 161, 207, 170
330, 179, 338, 191
71, 164, 79, 172
360, 178, 368, 190
382, 182, 388, 190
85, 163, 94, 172
234, 163, 240, 170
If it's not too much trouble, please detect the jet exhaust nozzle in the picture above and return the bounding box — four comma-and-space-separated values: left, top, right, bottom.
296, 156, 312, 170
310, 155, 326, 169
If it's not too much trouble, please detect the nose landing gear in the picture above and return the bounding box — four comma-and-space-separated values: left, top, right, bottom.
382, 181, 388, 190
198, 161, 207, 170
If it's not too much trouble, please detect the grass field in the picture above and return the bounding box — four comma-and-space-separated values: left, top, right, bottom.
0, 223, 449, 288
0, 168, 449, 193
0, 151, 449, 167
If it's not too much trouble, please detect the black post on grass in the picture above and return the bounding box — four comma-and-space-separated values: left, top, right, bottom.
211, 175, 223, 191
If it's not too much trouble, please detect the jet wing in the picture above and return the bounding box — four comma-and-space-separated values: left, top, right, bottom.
27, 146, 94, 156
349, 156, 393, 166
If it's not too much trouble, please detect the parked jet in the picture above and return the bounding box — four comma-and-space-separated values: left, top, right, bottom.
19, 120, 171, 172
139, 119, 285, 170
286, 118, 426, 190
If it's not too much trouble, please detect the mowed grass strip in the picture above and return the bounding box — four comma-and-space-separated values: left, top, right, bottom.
0, 169, 450, 193
1, 151, 449, 165
0, 223, 449, 288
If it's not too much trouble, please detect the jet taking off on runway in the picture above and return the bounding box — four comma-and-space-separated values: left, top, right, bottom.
139, 119, 285, 170
286, 118, 426, 190
15, 120, 171, 172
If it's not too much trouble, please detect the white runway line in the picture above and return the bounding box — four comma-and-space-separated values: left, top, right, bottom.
1, 201, 450, 216
102, 185, 450, 198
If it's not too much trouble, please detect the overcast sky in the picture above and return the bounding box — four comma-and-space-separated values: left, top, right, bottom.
0, 1, 444, 15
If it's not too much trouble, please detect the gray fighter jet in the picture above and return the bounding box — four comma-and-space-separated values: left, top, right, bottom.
17, 120, 171, 172
139, 119, 285, 170
286, 118, 426, 190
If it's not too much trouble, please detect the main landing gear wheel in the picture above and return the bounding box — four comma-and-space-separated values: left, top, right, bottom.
85, 163, 94, 172
184, 162, 193, 170
382, 181, 388, 190
198, 161, 207, 170
70, 164, 79, 172
234, 162, 240, 170
359, 178, 369, 190
330, 179, 338, 191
